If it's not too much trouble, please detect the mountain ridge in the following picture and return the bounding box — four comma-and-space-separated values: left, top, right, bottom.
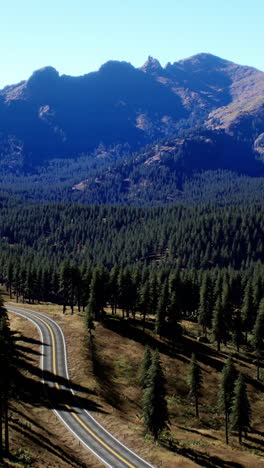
1, 52, 264, 206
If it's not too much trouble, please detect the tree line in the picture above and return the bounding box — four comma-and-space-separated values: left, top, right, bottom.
1, 201, 264, 269
1, 260, 264, 363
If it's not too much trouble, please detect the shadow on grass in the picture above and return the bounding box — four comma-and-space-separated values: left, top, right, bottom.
103, 315, 184, 360
178, 426, 218, 440
103, 314, 264, 392
103, 314, 225, 370
161, 439, 244, 468
243, 433, 264, 451
9, 408, 86, 467
13, 332, 43, 347
89, 335, 123, 411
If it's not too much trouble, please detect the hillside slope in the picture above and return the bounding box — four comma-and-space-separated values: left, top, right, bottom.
7, 300, 264, 468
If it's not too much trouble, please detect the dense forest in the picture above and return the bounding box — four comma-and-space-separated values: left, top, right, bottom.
1, 126, 264, 206
1, 197, 264, 348
1, 198, 264, 269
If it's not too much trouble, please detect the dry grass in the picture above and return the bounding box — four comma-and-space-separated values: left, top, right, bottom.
3, 293, 264, 467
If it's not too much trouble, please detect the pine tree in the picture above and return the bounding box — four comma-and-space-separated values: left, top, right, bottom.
85, 304, 95, 339
220, 279, 232, 346
252, 275, 262, 315
232, 309, 243, 353
241, 281, 254, 344
6, 262, 14, 299
252, 298, 264, 380
213, 272, 223, 305
198, 274, 212, 336
212, 297, 224, 351
218, 356, 237, 444
88, 266, 107, 322
80, 264, 91, 312
13, 264, 22, 303
71, 264, 82, 313
143, 350, 169, 441
109, 265, 119, 314
139, 345, 152, 389
155, 281, 168, 338
167, 290, 180, 322
187, 353, 203, 418
166, 288, 182, 347
139, 281, 151, 332
59, 261, 72, 313
118, 267, 134, 318
230, 373, 251, 444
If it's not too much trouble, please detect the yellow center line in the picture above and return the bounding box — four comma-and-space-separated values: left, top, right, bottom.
17, 308, 136, 468
65, 404, 135, 468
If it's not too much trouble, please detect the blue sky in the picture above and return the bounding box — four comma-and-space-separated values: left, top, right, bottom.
0, 0, 263, 88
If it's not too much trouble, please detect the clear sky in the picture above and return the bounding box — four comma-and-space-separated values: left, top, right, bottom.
0, 0, 263, 88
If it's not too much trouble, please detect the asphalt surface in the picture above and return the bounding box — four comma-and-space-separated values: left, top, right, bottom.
8, 306, 156, 468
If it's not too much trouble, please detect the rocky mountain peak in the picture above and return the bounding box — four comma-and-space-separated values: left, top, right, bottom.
27, 66, 60, 93
166, 53, 232, 73
141, 56, 163, 74
99, 60, 135, 74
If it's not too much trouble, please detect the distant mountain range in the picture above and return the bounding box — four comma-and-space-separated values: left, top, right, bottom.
1, 53, 264, 167
1, 53, 264, 205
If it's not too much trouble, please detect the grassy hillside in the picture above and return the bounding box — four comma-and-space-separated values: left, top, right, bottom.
5, 295, 264, 467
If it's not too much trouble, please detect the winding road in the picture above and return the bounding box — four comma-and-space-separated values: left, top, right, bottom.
8, 306, 155, 468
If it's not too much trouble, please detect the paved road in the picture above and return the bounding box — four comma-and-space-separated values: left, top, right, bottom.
8, 306, 155, 468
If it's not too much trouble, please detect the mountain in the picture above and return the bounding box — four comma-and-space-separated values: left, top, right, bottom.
1, 53, 264, 207
0, 61, 186, 166
142, 53, 264, 148
1, 53, 264, 170
68, 128, 264, 205
143, 53, 264, 117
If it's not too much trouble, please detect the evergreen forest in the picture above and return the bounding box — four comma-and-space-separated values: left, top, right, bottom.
1, 189, 264, 463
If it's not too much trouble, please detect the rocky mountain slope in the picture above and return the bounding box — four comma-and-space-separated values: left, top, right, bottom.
1, 53, 264, 169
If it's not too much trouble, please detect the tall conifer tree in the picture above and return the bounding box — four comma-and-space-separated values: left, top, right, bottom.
218, 357, 237, 444
143, 351, 169, 440
232, 309, 243, 353
212, 297, 224, 351
241, 281, 254, 344
230, 373, 251, 444
155, 281, 168, 338
85, 305, 95, 338
187, 353, 203, 418
139, 345, 152, 389
252, 298, 264, 379
198, 274, 212, 336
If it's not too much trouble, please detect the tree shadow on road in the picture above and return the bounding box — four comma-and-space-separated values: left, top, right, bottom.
12, 333, 108, 415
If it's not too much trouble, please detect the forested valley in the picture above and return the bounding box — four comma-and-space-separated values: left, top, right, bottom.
1, 193, 264, 465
